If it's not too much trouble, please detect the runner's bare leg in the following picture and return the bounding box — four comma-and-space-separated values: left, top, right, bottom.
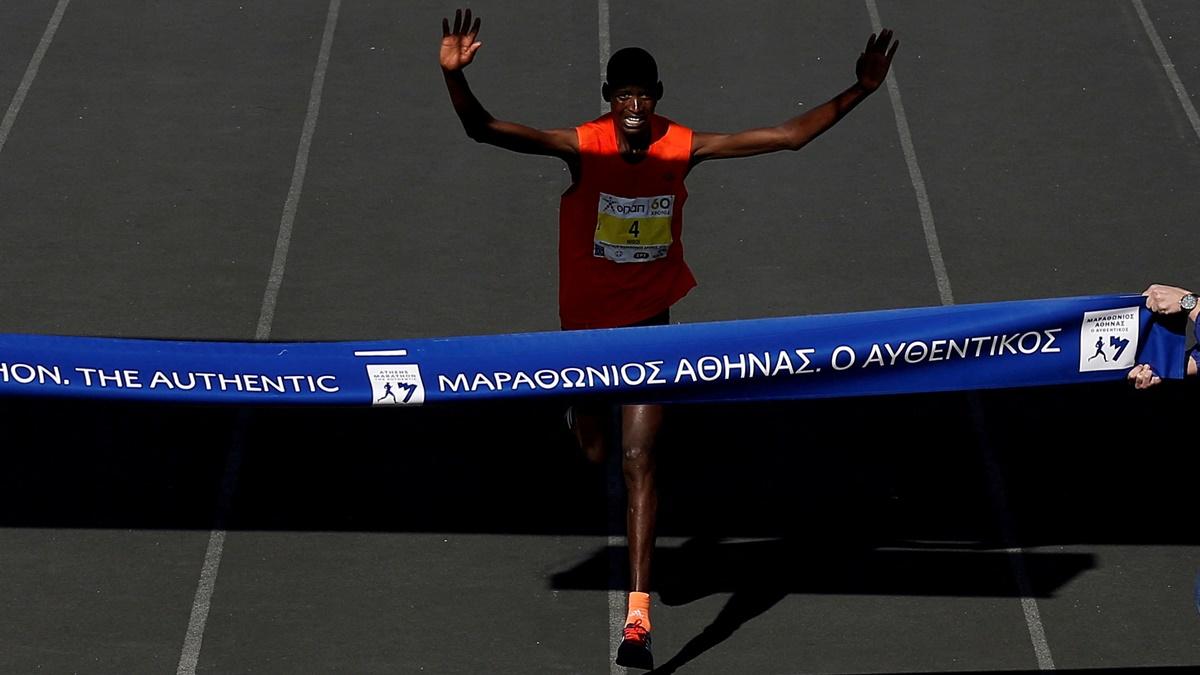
622, 403, 661, 592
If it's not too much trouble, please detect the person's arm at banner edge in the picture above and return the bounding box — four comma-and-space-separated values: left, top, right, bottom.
1128, 283, 1199, 389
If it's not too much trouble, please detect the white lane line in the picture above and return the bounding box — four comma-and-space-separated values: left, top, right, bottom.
863, 0, 953, 307
0, 0, 71, 156
176, 410, 248, 675
598, 0, 611, 112
597, 2, 629, 669
256, 0, 342, 341
970, 395, 1056, 670
597, 5, 626, 670
1132, 0, 1200, 144
864, 0, 1054, 669
177, 1, 342, 672
607, 452, 627, 675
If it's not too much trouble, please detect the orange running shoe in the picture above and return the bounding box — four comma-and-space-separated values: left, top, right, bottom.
615, 619, 653, 670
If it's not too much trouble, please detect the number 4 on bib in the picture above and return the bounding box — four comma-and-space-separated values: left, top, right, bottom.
594, 193, 673, 263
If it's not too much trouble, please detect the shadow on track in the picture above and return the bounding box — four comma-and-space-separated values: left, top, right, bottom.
1, 381, 1195, 541
0, 377, 1194, 542
2, 379, 1195, 667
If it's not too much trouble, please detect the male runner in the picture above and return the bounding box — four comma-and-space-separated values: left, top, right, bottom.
440, 8, 897, 669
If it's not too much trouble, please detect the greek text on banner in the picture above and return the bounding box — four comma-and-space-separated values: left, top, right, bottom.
0, 295, 1186, 406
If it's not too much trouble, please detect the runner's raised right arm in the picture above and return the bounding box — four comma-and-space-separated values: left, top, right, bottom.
440, 9, 578, 160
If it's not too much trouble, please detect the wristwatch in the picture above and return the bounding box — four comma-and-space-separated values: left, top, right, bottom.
1181, 293, 1198, 312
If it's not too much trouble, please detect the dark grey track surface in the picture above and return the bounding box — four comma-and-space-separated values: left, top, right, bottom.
1, 1, 1199, 673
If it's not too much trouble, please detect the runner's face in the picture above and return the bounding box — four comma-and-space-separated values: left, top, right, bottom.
609, 84, 658, 137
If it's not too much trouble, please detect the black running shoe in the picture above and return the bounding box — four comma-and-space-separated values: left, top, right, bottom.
615, 619, 653, 670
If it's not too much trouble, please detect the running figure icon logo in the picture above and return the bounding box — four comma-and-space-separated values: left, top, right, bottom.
1085, 335, 1131, 364
376, 381, 420, 404
1078, 307, 1139, 372
366, 364, 425, 405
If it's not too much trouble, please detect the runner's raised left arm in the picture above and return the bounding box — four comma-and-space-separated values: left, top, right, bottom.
690, 29, 898, 164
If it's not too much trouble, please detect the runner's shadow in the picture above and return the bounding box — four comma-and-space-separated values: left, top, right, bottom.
552, 535, 1094, 672
650, 584, 786, 674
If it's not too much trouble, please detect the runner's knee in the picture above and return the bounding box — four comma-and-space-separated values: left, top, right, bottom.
622, 441, 654, 469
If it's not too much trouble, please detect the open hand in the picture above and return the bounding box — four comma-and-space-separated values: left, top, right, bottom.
440, 8, 482, 72
856, 29, 898, 92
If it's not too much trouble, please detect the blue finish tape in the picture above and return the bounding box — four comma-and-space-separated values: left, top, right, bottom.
0, 295, 1186, 406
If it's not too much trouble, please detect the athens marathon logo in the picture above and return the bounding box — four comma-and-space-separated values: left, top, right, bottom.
1078, 306, 1139, 373
357, 348, 425, 406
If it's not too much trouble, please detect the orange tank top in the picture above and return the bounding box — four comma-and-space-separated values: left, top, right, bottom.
558, 114, 697, 329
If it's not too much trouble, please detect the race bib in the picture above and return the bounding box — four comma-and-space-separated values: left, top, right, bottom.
593, 192, 674, 263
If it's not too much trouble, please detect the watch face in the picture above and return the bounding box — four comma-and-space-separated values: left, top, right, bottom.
1183, 294, 1198, 311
